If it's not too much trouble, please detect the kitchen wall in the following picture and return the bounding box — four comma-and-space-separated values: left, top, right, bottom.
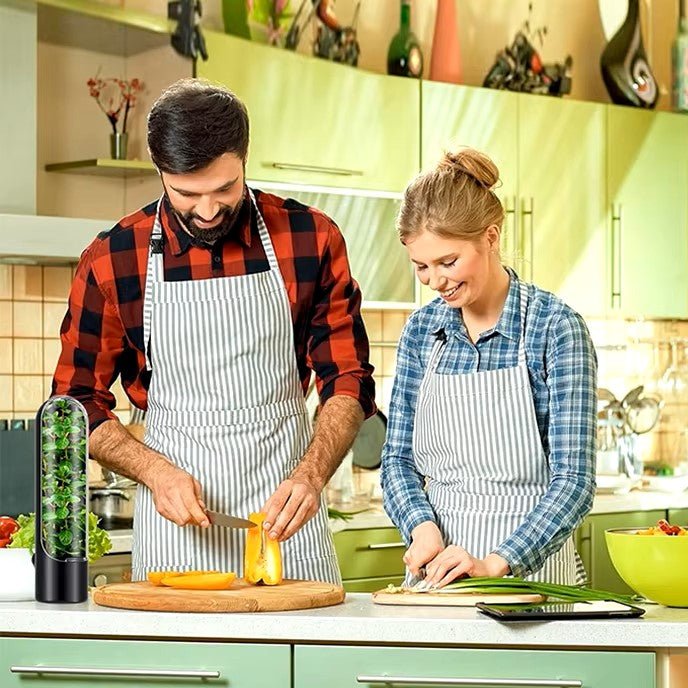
0, 264, 130, 422
2, 263, 687, 467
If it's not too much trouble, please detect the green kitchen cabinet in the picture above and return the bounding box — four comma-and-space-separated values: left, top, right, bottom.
607, 107, 688, 318
576, 510, 665, 594
1, 638, 289, 687
334, 527, 405, 591
668, 508, 688, 526
419, 83, 518, 306
199, 31, 420, 192
295, 645, 655, 688
518, 97, 608, 318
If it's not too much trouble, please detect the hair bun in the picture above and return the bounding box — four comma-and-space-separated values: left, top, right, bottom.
438, 148, 500, 190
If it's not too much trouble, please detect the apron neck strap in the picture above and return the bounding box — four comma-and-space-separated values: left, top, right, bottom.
517, 280, 528, 365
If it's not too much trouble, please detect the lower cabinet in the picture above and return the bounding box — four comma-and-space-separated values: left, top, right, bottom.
334, 527, 405, 592
575, 510, 666, 594
668, 508, 688, 526
1, 638, 289, 688
294, 645, 655, 688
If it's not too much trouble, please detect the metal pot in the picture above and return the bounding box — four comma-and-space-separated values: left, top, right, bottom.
90, 485, 136, 530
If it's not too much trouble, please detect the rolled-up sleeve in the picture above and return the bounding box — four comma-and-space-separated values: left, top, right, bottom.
52, 243, 125, 433
494, 309, 597, 576
308, 218, 376, 418
381, 313, 437, 544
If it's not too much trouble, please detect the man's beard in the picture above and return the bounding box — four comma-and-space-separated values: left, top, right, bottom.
176, 196, 244, 245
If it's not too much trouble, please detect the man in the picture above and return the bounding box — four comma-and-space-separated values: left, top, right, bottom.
53, 79, 375, 583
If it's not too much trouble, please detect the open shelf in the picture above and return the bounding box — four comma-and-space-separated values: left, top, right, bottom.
37, 0, 172, 56
45, 159, 157, 178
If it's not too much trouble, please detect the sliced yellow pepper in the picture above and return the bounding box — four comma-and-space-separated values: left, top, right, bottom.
244, 512, 283, 585
147, 570, 217, 586
161, 572, 236, 590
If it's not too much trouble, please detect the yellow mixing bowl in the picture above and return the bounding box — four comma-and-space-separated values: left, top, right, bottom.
605, 528, 688, 607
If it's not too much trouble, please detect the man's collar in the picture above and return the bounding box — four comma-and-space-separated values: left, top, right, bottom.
159, 186, 253, 256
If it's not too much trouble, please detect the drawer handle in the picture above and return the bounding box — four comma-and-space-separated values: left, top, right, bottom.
357, 676, 582, 687
264, 161, 363, 177
10, 666, 221, 679
366, 542, 406, 550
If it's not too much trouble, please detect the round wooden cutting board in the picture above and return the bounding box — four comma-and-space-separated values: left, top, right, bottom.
92, 579, 345, 613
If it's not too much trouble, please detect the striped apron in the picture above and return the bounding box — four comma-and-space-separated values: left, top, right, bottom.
409, 282, 583, 586
131, 192, 341, 584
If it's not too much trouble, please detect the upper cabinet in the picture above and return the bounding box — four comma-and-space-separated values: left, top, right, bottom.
607, 108, 688, 319
199, 31, 420, 193
518, 97, 608, 318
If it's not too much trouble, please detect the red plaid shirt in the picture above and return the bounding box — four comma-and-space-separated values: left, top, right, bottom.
53, 187, 376, 431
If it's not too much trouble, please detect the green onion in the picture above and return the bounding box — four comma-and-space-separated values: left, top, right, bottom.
441, 577, 641, 605
327, 507, 370, 522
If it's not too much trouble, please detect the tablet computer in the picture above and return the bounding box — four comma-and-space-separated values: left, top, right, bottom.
476, 599, 646, 621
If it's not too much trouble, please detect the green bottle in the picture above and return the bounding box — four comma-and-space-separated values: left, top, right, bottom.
387, 0, 423, 78
673, 0, 688, 111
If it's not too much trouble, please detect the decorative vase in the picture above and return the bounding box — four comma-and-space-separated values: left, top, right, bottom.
430, 0, 462, 84
110, 132, 128, 160
600, 0, 658, 108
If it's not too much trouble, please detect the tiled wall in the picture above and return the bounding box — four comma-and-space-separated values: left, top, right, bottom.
0, 265, 130, 422
2, 264, 686, 467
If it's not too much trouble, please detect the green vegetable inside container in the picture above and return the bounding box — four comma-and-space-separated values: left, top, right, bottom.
38, 396, 88, 561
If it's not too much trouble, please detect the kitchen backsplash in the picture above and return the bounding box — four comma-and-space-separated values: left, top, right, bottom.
2, 263, 687, 466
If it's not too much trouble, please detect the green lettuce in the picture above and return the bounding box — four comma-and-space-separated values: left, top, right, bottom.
9, 512, 112, 563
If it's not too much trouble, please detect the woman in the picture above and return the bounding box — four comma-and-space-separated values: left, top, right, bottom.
381, 148, 597, 588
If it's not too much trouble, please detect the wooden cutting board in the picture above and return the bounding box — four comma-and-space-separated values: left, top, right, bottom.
372, 589, 545, 607
92, 579, 345, 613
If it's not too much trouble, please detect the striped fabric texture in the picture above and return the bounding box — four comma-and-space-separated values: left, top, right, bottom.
132, 194, 341, 584
53, 187, 375, 432
382, 269, 597, 580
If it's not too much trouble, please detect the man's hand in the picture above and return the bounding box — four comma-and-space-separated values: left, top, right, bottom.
420, 547, 510, 589
403, 521, 445, 577
146, 462, 210, 528
262, 477, 320, 542
89, 419, 210, 529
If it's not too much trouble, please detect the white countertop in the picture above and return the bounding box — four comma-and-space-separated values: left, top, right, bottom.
105, 491, 688, 554
1, 594, 687, 649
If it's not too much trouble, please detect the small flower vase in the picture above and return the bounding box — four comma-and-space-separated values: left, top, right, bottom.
110, 132, 129, 160
430, 0, 462, 84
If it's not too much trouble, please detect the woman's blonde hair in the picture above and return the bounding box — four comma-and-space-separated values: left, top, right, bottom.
396, 148, 505, 244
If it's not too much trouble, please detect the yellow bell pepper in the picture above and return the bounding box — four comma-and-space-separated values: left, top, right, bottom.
244, 512, 283, 585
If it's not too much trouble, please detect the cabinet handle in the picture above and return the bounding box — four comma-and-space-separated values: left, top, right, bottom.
10, 666, 221, 679
520, 197, 534, 281
366, 542, 406, 550
610, 204, 622, 309
263, 161, 363, 177
357, 675, 582, 687
503, 195, 517, 265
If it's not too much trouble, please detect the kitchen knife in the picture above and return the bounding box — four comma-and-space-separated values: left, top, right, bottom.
205, 510, 257, 529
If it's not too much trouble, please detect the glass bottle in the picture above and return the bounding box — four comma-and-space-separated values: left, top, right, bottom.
673, 0, 688, 112
387, 0, 423, 78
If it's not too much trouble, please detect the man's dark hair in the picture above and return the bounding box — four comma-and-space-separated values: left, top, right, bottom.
147, 78, 249, 174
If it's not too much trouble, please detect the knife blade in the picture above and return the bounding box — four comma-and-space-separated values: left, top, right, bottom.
205, 510, 257, 529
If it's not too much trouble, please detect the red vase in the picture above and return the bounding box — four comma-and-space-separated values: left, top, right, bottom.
430, 0, 462, 83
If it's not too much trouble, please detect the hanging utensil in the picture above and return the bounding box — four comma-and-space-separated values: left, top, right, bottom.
626, 393, 663, 435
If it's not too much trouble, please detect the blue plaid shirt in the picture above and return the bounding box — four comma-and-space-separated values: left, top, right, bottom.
381, 269, 597, 577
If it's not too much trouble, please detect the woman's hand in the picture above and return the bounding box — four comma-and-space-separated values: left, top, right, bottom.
403, 521, 445, 577
421, 547, 510, 589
